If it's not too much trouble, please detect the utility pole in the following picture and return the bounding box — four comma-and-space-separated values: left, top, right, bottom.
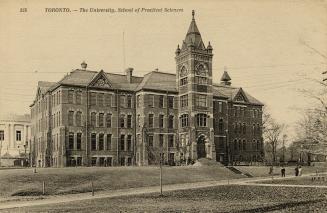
159, 145, 163, 196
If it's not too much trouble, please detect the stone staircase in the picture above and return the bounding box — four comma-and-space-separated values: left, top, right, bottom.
225, 166, 253, 178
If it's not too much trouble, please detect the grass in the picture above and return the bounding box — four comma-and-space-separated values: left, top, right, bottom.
11, 184, 327, 212
234, 165, 325, 177
0, 165, 242, 198
260, 176, 327, 186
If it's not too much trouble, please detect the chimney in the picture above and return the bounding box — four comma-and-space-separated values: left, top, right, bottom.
125, 67, 133, 83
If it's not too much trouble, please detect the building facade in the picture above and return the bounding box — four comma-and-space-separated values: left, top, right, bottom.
30, 11, 264, 167
0, 114, 31, 166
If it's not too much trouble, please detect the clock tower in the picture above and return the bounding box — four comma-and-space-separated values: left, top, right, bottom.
175, 10, 215, 161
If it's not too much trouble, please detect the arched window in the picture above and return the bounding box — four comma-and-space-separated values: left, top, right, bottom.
195, 64, 208, 85
180, 66, 188, 86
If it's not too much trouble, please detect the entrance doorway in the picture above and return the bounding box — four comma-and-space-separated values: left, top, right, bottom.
197, 135, 206, 159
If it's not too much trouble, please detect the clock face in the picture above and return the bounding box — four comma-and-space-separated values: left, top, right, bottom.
195, 64, 206, 76
180, 66, 188, 77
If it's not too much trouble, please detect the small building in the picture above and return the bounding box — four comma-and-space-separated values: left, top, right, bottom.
0, 114, 31, 166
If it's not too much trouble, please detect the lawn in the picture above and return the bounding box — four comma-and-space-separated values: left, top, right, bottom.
10, 185, 327, 212
0, 165, 241, 199
260, 176, 327, 186
234, 165, 325, 177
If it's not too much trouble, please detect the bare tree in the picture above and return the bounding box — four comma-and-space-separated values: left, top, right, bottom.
262, 108, 286, 165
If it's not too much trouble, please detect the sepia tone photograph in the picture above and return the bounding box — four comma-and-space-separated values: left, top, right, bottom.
0, 0, 327, 212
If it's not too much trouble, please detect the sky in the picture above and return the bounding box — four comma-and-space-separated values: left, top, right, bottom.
0, 0, 326, 140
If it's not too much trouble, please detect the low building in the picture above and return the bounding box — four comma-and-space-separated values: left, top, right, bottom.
0, 114, 31, 166
30, 11, 264, 167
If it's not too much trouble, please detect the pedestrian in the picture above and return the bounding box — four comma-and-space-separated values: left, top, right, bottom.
298, 166, 302, 176
269, 166, 273, 175
281, 167, 286, 177
295, 166, 299, 176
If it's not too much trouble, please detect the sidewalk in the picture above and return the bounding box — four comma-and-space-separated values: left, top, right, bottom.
0, 172, 324, 210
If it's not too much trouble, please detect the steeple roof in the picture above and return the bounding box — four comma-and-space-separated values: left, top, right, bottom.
220, 71, 231, 82
183, 10, 205, 49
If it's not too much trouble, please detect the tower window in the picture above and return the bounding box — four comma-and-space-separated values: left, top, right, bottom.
0, 130, 4, 141
180, 114, 189, 127
180, 77, 188, 86
148, 114, 154, 128
218, 118, 224, 133
195, 94, 207, 107
180, 95, 188, 107
194, 76, 208, 85
196, 113, 207, 127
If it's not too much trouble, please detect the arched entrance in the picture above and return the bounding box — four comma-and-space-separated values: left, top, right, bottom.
197, 135, 206, 159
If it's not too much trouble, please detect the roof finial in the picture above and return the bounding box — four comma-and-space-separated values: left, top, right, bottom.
81, 61, 87, 70
224, 66, 227, 72
192, 10, 195, 20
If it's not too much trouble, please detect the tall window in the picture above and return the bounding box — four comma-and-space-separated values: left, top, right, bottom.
127, 115, 132, 128
168, 115, 174, 128
148, 95, 154, 107
68, 111, 74, 126
196, 113, 207, 127
159, 134, 164, 147
0, 130, 4, 141
218, 102, 223, 113
106, 134, 112, 150
127, 96, 132, 108
105, 94, 111, 106
127, 135, 132, 151
91, 112, 96, 127
195, 94, 207, 107
159, 114, 164, 128
68, 90, 74, 104
99, 134, 104, 150
99, 113, 104, 127
120, 95, 126, 107
242, 123, 246, 134
168, 96, 174, 108
159, 95, 164, 108
76, 133, 82, 150
106, 113, 112, 128
120, 135, 125, 151
148, 135, 153, 147
137, 95, 141, 107
148, 114, 154, 128
91, 133, 96, 150
243, 140, 246, 151
218, 118, 224, 133
137, 114, 141, 127
252, 124, 255, 136
168, 135, 174, 147
257, 124, 261, 135
120, 115, 125, 128
180, 95, 188, 107
68, 132, 74, 149
16, 130, 21, 141
181, 114, 189, 127
234, 139, 238, 150
76, 111, 82, 126
180, 77, 188, 86
90, 92, 97, 105
239, 139, 242, 151
98, 93, 104, 106
76, 91, 82, 104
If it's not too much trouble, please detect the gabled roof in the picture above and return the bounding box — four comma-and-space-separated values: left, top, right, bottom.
136, 71, 177, 92
213, 83, 263, 106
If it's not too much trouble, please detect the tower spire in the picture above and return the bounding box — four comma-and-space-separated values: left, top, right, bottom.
192, 10, 195, 20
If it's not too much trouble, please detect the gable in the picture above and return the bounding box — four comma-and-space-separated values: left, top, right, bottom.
233, 88, 249, 103
89, 71, 112, 88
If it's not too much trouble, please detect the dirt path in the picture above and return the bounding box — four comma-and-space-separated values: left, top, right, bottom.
0, 172, 324, 210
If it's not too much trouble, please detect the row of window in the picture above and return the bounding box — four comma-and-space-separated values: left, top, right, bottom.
147, 134, 175, 148
233, 123, 261, 135
180, 114, 209, 128
0, 130, 22, 141
138, 95, 175, 109
179, 76, 208, 87
146, 114, 174, 129
232, 107, 261, 118
233, 139, 262, 151
90, 133, 132, 151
